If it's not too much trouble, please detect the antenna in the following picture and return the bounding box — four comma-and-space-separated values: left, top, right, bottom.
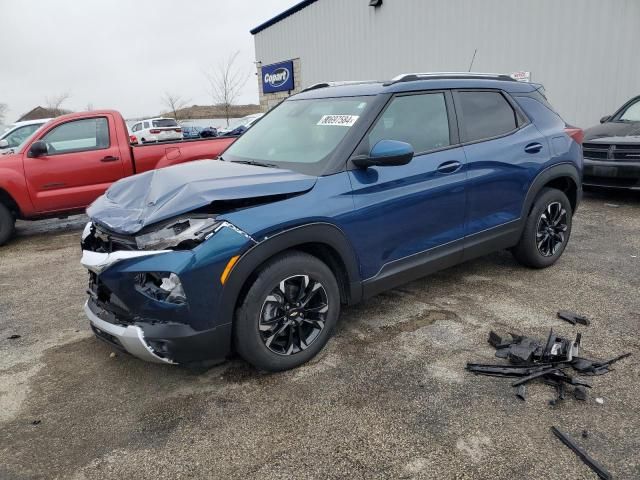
468, 49, 478, 72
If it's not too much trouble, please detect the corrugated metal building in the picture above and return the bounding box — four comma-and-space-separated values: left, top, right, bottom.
251, 0, 640, 128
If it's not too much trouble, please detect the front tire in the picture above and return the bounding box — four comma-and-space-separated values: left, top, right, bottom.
512, 188, 573, 268
0, 203, 16, 246
234, 251, 340, 372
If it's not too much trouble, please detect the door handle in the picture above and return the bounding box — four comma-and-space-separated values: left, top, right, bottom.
436, 160, 462, 174
101, 155, 119, 162
524, 142, 543, 154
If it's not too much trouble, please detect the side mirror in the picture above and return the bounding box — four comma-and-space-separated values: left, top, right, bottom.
0, 139, 8, 149
600, 115, 611, 124
28, 140, 48, 158
352, 140, 414, 168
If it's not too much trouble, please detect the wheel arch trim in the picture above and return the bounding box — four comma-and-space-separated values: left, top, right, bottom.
521, 163, 581, 220
218, 222, 362, 327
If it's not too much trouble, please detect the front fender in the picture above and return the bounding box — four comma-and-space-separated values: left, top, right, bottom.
0, 159, 35, 217
217, 222, 362, 328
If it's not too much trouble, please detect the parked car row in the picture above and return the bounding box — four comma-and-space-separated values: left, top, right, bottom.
126, 113, 265, 145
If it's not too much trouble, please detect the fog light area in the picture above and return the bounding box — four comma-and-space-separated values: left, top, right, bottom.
135, 272, 187, 305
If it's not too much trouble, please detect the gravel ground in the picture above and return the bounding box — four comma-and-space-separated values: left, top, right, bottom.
1, 190, 639, 479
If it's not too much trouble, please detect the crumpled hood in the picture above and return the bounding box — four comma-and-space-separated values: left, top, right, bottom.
584, 121, 640, 141
88, 159, 317, 234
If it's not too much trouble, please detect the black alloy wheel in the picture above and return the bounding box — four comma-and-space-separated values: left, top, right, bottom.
234, 251, 340, 371
535, 201, 568, 257
259, 275, 329, 355
511, 187, 573, 269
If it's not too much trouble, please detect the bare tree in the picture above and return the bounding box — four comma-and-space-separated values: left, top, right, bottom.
0, 103, 7, 124
85, 103, 94, 111
161, 92, 190, 120
205, 51, 249, 126
45, 92, 71, 116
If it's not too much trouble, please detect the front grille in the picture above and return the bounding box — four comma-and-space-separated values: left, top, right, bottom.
583, 142, 640, 162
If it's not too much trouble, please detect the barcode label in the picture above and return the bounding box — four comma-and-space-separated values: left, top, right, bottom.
317, 115, 360, 127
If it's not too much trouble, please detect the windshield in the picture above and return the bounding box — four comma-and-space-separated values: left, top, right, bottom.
152, 119, 178, 128
223, 97, 371, 175
3, 123, 47, 153
618, 98, 640, 122
1, 123, 43, 149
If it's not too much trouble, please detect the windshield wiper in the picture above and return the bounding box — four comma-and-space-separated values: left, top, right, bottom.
231, 160, 278, 168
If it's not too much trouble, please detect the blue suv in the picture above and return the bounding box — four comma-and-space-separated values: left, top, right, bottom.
81, 73, 583, 371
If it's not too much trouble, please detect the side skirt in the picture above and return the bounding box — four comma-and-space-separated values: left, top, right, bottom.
361, 221, 521, 299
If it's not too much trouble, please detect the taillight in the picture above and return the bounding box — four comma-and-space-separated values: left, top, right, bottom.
175, 128, 182, 133
129, 135, 137, 143
564, 127, 584, 145
150, 129, 161, 134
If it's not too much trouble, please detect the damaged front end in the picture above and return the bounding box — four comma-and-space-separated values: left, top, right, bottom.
80, 217, 256, 365
80, 160, 319, 364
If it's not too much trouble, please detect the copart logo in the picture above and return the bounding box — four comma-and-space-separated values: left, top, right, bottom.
264, 68, 290, 88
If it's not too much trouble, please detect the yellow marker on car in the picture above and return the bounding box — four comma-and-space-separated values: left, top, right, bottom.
220, 255, 240, 285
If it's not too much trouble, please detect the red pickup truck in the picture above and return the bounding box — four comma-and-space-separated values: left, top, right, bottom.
0, 110, 235, 245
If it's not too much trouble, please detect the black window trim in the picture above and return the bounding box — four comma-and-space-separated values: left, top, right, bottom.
452, 88, 531, 147
38, 116, 112, 156
347, 89, 462, 169
612, 95, 640, 122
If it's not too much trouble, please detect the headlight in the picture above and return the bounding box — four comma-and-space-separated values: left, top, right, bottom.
135, 218, 219, 250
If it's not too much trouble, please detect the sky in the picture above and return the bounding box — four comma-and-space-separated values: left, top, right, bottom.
0, 0, 299, 122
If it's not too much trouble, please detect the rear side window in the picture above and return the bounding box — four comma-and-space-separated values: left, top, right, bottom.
144, 121, 150, 128
152, 119, 178, 128
458, 91, 518, 142
368, 93, 451, 154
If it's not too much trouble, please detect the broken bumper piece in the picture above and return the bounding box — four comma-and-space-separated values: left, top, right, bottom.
84, 300, 176, 364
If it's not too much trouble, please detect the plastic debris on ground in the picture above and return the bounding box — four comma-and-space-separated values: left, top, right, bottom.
466, 329, 631, 405
551, 426, 612, 479
557, 310, 590, 326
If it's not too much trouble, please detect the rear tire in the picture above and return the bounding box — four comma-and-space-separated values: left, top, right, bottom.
512, 188, 572, 268
234, 251, 340, 372
0, 203, 16, 246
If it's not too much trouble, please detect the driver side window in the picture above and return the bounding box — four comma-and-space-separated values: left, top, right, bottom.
368, 93, 451, 154
42, 117, 110, 155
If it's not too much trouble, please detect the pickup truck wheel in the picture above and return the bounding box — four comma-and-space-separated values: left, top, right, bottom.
0, 203, 16, 246
234, 251, 340, 372
512, 188, 572, 269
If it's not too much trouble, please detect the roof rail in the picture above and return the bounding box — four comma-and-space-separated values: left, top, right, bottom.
301, 80, 379, 93
385, 72, 516, 86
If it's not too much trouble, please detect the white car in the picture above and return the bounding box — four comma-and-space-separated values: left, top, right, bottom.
0, 119, 52, 150
217, 113, 264, 136
129, 118, 183, 144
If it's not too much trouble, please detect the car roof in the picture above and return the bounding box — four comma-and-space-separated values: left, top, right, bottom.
292, 73, 541, 100
10, 118, 52, 127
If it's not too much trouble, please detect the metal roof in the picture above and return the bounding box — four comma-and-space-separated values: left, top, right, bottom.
250, 0, 320, 35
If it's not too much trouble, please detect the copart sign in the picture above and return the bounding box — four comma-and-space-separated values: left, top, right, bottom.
262, 60, 295, 94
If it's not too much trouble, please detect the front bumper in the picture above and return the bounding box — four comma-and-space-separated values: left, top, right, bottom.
583, 159, 640, 189
84, 300, 176, 364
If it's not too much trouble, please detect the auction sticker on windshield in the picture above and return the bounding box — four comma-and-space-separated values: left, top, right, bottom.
317, 115, 359, 127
